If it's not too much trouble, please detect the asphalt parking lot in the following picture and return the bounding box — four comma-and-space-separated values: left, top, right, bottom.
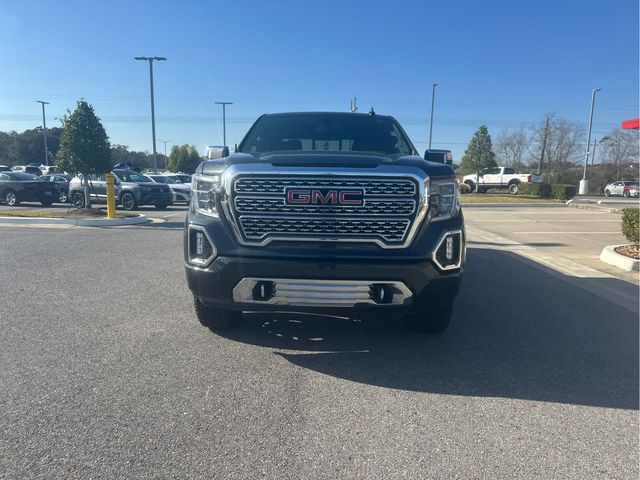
1, 204, 638, 479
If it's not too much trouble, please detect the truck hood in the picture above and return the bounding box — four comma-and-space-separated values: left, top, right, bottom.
199, 152, 454, 179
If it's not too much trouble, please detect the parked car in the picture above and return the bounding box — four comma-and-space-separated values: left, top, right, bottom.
113, 162, 141, 172
625, 185, 639, 198
39, 174, 72, 203
11, 165, 42, 176
604, 181, 639, 197
171, 174, 192, 185
146, 174, 191, 204
68, 169, 173, 210
0, 171, 59, 206
463, 167, 542, 194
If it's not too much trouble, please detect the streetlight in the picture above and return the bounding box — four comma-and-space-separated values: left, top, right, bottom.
428, 83, 438, 150
135, 56, 167, 170
158, 139, 172, 170
36, 100, 50, 165
579, 88, 602, 195
215, 101, 233, 146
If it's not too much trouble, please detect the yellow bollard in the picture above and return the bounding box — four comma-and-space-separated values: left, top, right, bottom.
106, 173, 116, 219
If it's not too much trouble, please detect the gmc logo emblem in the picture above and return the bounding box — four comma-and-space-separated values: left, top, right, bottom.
285, 188, 364, 206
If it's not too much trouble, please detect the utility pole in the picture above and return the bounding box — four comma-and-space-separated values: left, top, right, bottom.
159, 139, 172, 170
350, 97, 358, 112
537, 116, 549, 175
36, 101, 50, 165
428, 83, 438, 149
579, 88, 602, 195
589, 138, 597, 178
215, 101, 233, 146
135, 56, 167, 170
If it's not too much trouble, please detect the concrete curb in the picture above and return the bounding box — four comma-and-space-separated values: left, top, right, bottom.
565, 200, 622, 213
0, 214, 149, 227
600, 245, 640, 272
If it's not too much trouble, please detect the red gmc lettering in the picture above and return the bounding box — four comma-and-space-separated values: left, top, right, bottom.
338, 190, 362, 205
287, 189, 311, 203
311, 190, 338, 204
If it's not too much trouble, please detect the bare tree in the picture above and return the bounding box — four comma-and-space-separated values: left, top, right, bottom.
529, 113, 584, 183
494, 128, 530, 171
600, 129, 640, 180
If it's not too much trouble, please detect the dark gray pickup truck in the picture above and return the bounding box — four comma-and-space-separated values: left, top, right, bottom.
184, 111, 465, 333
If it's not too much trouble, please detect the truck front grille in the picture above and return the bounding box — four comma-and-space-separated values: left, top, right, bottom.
226, 174, 424, 248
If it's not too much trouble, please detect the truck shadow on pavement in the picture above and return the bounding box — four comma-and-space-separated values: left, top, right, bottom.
216, 247, 639, 410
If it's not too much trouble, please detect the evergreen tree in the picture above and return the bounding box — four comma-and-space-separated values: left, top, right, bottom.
459, 125, 497, 192
56, 100, 111, 207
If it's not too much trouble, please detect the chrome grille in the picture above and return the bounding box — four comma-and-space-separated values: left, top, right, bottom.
226, 173, 423, 248
234, 177, 416, 196
235, 198, 416, 215
240, 217, 411, 242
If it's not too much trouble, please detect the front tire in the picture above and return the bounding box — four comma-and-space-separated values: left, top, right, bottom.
5, 190, 18, 206
623, 190, 630, 198
405, 303, 454, 334
604, 189, 611, 197
464, 180, 475, 192
121, 192, 137, 211
71, 191, 85, 208
194, 296, 240, 330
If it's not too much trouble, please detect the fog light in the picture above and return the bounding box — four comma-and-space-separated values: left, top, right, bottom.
370, 284, 394, 304
446, 235, 453, 260
252, 281, 275, 301
196, 231, 205, 256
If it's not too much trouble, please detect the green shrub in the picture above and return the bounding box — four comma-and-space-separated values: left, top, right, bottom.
551, 184, 577, 200
517, 183, 552, 197
621, 208, 639, 245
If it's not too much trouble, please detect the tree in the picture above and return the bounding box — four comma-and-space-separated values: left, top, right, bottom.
495, 128, 529, 171
168, 144, 202, 173
529, 113, 584, 183
459, 126, 497, 192
600, 130, 640, 181
56, 100, 111, 207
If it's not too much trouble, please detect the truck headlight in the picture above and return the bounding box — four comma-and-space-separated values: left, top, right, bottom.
428, 180, 460, 221
191, 174, 221, 218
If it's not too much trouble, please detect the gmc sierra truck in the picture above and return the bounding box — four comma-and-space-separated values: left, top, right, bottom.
184, 112, 465, 333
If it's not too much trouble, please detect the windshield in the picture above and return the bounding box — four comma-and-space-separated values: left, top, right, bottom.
114, 170, 153, 183
149, 176, 169, 184
239, 113, 415, 156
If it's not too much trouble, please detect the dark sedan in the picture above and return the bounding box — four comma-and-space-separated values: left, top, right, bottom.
40, 174, 72, 203
0, 171, 59, 206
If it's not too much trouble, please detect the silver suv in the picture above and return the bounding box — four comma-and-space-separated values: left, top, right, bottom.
68, 169, 173, 210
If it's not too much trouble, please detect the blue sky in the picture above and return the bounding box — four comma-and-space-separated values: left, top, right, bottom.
1, 0, 638, 161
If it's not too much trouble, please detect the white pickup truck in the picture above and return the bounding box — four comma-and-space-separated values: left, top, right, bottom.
463, 167, 542, 194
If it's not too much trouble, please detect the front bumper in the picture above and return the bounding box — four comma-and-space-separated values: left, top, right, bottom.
186, 254, 462, 315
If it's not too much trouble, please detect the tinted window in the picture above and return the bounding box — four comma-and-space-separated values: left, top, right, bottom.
239, 114, 414, 156
6, 172, 39, 181
113, 171, 153, 183
503, 167, 515, 174
149, 176, 169, 184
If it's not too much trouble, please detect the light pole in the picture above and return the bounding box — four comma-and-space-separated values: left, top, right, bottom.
36, 100, 50, 165
215, 101, 233, 146
579, 88, 602, 195
428, 83, 438, 150
135, 56, 167, 170
158, 139, 172, 170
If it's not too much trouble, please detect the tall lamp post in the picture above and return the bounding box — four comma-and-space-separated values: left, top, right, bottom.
428, 83, 438, 150
36, 100, 50, 165
215, 101, 233, 146
158, 139, 172, 170
579, 88, 602, 195
135, 56, 167, 170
